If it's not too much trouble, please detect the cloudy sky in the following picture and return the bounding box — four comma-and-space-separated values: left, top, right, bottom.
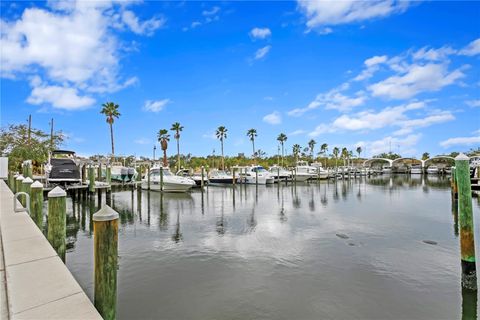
1, 1, 479, 158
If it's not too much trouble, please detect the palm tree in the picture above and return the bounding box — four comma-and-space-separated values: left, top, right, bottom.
157, 129, 170, 167
320, 143, 328, 167
422, 152, 430, 160
341, 147, 348, 166
170, 122, 184, 171
292, 144, 301, 164
308, 139, 316, 160
276, 133, 287, 166
356, 146, 362, 159
100, 102, 120, 159
216, 126, 228, 170
332, 147, 340, 168
246, 129, 257, 160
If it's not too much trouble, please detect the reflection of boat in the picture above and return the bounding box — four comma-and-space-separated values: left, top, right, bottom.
45, 150, 81, 184
208, 170, 234, 185
142, 166, 195, 192
268, 165, 291, 182
176, 169, 209, 186
426, 165, 439, 174
410, 165, 423, 174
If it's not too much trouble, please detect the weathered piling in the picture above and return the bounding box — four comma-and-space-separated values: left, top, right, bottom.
106, 165, 112, 185
89, 165, 96, 194
452, 167, 458, 198
147, 166, 151, 190
31, 181, 44, 228
255, 169, 258, 186
15, 175, 24, 204
277, 167, 280, 184
93, 205, 119, 320
232, 167, 236, 185
47, 186, 67, 262
21, 177, 33, 207
455, 154, 477, 290
160, 167, 164, 192
82, 164, 87, 184
97, 163, 102, 181
8, 171, 15, 192
201, 166, 205, 189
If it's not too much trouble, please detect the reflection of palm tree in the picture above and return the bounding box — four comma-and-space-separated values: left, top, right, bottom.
172, 212, 182, 242
309, 189, 315, 211
159, 194, 168, 230
279, 188, 287, 222
247, 208, 257, 231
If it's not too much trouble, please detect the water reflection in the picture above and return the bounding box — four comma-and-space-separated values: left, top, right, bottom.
57, 174, 477, 320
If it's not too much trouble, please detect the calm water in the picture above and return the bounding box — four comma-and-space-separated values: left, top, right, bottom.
51, 175, 480, 319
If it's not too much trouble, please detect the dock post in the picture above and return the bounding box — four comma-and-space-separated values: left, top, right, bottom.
8, 171, 15, 192
15, 175, 24, 204
97, 163, 102, 181
452, 167, 458, 198
93, 205, 119, 320
106, 165, 111, 185
455, 154, 477, 290
31, 181, 44, 228
277, 167, 280, 184
255, 168, 258, 186
25, 161, 33, 179
81, 164, 87, 184
21, 177, 33, 208
89, 165, 95, 194
201, 166, 205, 190
147, 166, 151, 190
47, 186, 67, 262
160, 167, 164, 192
233, 168, 236, 185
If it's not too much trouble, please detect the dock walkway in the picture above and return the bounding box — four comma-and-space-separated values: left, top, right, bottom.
0, 180, 101, 319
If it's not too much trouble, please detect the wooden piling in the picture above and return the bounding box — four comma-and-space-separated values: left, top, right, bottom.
97, 163, 102, 181
452, 167, 458, 198
232, 167, 236, 185
47, 186, 67, 262
277, 167, 280, 184
160, 167, 164, 192
8, 171, 15, 192
106, 165, 111, 185
201, 166, 205, 190
31, 181, 44, 228
21, 177, 33, 207
89, 165, 95, 194
93, 205, 119, 320
82, 164, 87, 184
455, 154, 477, 290
15, 175, 24, 204
147, 166, 151, 190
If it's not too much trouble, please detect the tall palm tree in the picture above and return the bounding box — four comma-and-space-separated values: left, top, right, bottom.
341, 147, 348, 166
308, 139, 316, 160
216, 126, 228, 170
332, 147, 340, 168
292, 144, 301, 164
157, 129, 170, 167
246, 129, 257, 159
170, 122, 184, 171
356, 146, 362, 159
276, 133, 287, 166
320, 143, 328, 167
100, 102, 120, 159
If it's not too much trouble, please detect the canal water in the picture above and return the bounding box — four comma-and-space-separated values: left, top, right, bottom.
50, 175, 479, 319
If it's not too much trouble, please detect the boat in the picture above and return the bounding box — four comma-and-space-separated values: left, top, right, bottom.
237, 166, 270, 185
176, 169, 209, 186
208, 169, 235, 185
268, 165, 292, 182
45, 150, 81, 185
382, 165, 392, 174
410, 165, 423, 174
311, 162, 329, 179
142, 166, 195, 192
110, 162, 137, 182
426, 165, 439, 174
295, 161, 317, 180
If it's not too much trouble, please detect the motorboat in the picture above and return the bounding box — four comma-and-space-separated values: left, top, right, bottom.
110, 162, 137, 182
311, 162, 329, 179
208, 169, 235, 185
142, 166, 195, 192
268, 165, 291, 182
176, 169, 209, 186
45, 150, 81, 185
238, 166, 271, 185
295, 161, 317, 180
410, 165, 423, 174
382, 165, 392, 174
426, 165, 439, 174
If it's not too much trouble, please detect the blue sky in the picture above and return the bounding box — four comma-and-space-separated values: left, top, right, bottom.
1, 0, 479, 159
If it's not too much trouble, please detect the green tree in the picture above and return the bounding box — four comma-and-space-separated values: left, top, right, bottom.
247, 129, 257, 159
422, 152, 430, 160
292, 144, 301, 164
308, 139, 316, 160
216, 126, 228, 170
170, 122, 184, 171
277, 133, 287, 166
356, 146, 362, 159
341, 147, 348, 166
320, 143, 328, 167
100, 102, 120, 159
157, 129, 170, 167
332, 147, 340, 168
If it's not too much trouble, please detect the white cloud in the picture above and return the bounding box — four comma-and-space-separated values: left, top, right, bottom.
393, 111, 455, 135
121, 10, 165, 36
440, 136, 480, 148
250, 27, 271, 39
143, 99, 171, 112
1, 1, 159, 109
289, 129, 306, 136
317, 27, 333, 35
367, 134, 421, 156
353, 55, 388, 81
202, 132, 217, 139
254, 45, 271, 60
288, 85, 366, 116
202, 6, 220, 16
458, 38, 480, 56
263, 111, 282, 125
365, 55, 388, 67
134, 138, 151, 145
191, 21, 201, 28
466, 100, 480, 108
412, 46, 456, 61
297, 0, 410, 29
368, 63, 466, 100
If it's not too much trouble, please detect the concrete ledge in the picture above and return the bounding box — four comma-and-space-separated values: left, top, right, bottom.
0, 180, 101, 320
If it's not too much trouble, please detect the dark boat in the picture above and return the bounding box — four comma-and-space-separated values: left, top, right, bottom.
46, 150, 81, 184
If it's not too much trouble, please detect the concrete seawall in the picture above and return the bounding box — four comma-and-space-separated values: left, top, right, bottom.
0, 180, 101, 319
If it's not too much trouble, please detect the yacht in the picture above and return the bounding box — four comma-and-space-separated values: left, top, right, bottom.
311, 162, 329, 180
208, 169, 235, 185
45, 150, 81, 185
295, 161, 317, 180
142, 166, 195, 192
426, 165, 439, 174
410, 165, 423, 174
382, 165, 392, 174
176, 169, 209, 186
240, 166, 271, 185
268, 165, 292, 182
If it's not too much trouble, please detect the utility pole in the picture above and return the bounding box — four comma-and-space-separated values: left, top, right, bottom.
153, 145, 156, 161
50, 118, 54, 150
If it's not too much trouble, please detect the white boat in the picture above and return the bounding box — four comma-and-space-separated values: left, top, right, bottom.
295, 161, 317, 180
410, 165, 423, 174
382, 165, 392, 174
142, 166, 195, 192
208, 169, 235, 185
311, 162, 329, 179
268, 165, 291, 182
176, 169, 208, 186
240, 166, 270, 185
426, 165, 439, 174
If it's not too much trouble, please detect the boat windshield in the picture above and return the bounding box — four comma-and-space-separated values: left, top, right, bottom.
252, 166, 267, 173
151, 169, 173, 176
